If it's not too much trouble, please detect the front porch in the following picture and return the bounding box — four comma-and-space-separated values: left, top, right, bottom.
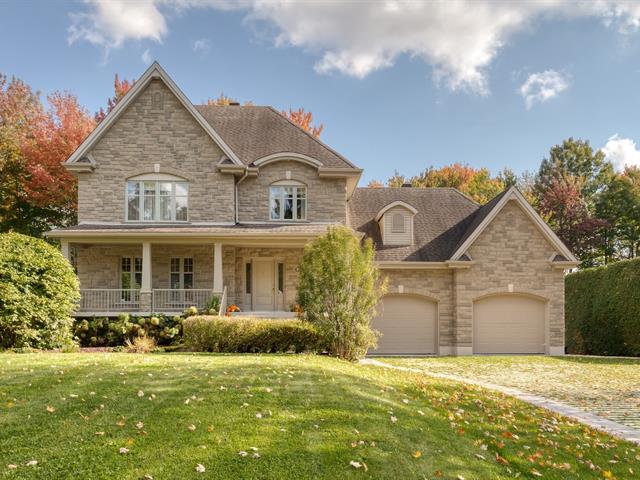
62, 239, 305, 317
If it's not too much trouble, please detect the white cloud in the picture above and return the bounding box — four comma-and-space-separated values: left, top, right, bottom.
601, 134, 640, 170
141, 48, 153, 65
68, 1, 640, 94
193, 38, 211, 54
519, 70, 569, 109
68, 0, 167, 49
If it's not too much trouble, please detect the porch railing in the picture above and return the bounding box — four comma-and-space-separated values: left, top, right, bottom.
152, 289, 218, 312
78, 289, 140, 313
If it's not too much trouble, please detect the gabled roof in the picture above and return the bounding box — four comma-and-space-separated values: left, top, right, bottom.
374, 200, 418, 222
194, 105, 357, 169
448, 186, 579, 263
348, 188, 479, 261
347, 186, 579, 264
65, 62, 243, 169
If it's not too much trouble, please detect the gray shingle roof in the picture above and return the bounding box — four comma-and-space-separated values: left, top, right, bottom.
195, 105, 357, 169
347, 187, 482, 261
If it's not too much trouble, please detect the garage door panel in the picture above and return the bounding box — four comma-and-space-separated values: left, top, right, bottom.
473, 295, 546, 354
370, 295, 437, 355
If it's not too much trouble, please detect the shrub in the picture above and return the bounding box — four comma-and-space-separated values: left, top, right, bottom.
566, 258, 640, 356
0, 232, 80, 349
73, 313, 182, 347
297, 226, 386, 361
183, 316, 323, 353
124, 334, 157, 353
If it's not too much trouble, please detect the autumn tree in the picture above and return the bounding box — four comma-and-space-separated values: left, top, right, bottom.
94, 74, 134, 122
366, 180, 384, 188
0, 74, 95, 236
281, 107, 323, 138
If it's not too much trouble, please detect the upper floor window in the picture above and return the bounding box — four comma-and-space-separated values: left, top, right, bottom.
126, 176, 188, 222
270, 183, 306, 221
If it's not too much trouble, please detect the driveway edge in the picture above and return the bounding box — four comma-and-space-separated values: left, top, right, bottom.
360, 358, 640, 445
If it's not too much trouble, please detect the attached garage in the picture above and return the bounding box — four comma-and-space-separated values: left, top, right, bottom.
473, 294, 546, 354
370, 294, 437, 355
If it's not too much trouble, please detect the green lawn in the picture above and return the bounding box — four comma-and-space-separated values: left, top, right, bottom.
1, 353, 638, 479
382, 356, 640, 429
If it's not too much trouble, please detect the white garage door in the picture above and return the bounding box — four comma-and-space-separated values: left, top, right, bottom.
473, 295, 546, 354
370, 295, 437, 355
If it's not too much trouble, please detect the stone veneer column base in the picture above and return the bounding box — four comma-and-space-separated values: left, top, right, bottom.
140, 291, 152, 314
547, 346, 565, 356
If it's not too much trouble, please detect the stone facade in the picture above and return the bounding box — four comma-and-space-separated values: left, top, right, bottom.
379, 200, 565, 354
78, 80, 235, 224
237, 161, 347, 223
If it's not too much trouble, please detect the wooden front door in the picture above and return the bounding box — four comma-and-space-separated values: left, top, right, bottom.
253, 259, 275, 310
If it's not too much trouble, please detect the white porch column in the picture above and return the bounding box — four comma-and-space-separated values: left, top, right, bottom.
141, 241, 152, 293
213, 242, 223, 292
60, 239, 70, 261
140, 241, 152, 312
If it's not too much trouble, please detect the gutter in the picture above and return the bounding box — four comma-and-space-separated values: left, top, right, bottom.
234, 168, 250, 224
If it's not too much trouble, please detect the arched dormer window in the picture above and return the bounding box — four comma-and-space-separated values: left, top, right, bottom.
269, 180, 307, 221
126, 173, 188, 222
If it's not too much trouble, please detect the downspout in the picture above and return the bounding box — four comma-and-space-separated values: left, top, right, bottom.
234, 168, 249, 224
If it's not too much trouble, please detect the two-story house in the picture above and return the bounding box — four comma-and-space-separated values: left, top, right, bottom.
49, 62, 578, 356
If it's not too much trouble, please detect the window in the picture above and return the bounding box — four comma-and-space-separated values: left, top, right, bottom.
270, 185, 306, 221
127, 180, 188, 222
391, 213, 405, 233
121, 257, 142, 301
277, 263, 284, 293
245, 263, 252, 294
170, 258, 194, 289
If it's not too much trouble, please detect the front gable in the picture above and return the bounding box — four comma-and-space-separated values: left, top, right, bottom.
75, 74, 235, 223
450, 187, 578, 265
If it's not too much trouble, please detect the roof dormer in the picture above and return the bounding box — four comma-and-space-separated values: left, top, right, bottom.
374, 201, 418, 246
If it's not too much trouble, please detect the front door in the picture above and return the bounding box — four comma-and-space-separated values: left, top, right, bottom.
253, 259, 275, 310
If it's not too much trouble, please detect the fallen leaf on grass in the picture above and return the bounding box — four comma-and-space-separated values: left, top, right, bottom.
350, 460, 368, 471
495, 453, 509, 465
412, 451, 422, 458
188, 424, 196, 431
137, 391, 144, 398
135, 421, 144, 429
119, 448, 129, 455
7, 464, 18, 470
25, 460, 37, 467
95, 432, 105, 436
46, 406, 55, 413
390, 416, 397, 423
195, 464, 205, 473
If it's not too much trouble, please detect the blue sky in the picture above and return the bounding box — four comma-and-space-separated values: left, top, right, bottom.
2, 1, 640, 184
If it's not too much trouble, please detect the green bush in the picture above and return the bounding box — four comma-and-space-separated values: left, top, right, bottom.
0, 232, 80, 349
297, 226, 385, 361
183, 316, 323, 353
73, 313, 182, 347
566, 258, 640, 356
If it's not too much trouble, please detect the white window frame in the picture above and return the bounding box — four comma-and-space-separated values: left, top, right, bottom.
269, 181, 307, 221
125, 174, 189, 222
170, 257, 194, 290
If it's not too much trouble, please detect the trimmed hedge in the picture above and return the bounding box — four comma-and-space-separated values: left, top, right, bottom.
0, 233, 79, 349
566, 258, 640, 356
183, 316, 323, 353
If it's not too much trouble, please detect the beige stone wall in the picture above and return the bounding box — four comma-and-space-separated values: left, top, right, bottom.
379, 269, 455, 348
455, 200, 565, 350
75, 243, 231, 291
77, 79, 235, 223
237, 161, 347, 223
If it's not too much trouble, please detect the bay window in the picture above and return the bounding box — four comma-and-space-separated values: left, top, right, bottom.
270, 184, 306, 221
127, 180, 188, 222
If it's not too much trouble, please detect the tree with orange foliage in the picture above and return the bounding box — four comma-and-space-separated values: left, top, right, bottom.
94, 74, 134, 122
0, 74, 95, 235
281, 107, 323, 138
